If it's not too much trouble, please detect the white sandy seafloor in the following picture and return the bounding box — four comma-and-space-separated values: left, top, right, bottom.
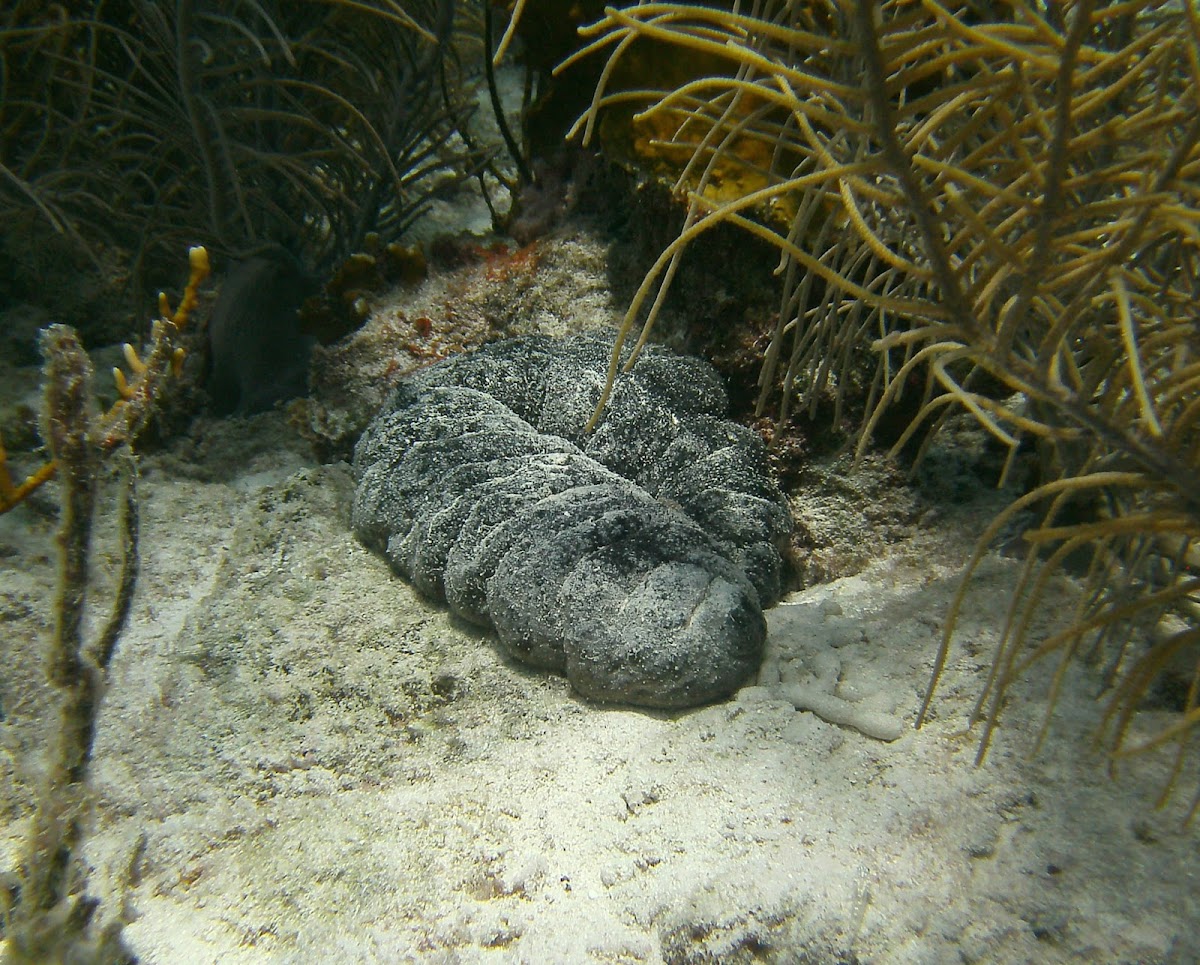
3, 403, 1198, 965
2, 231, 1199, 961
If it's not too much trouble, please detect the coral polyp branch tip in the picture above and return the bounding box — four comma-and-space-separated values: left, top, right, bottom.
0, 245, 209, 515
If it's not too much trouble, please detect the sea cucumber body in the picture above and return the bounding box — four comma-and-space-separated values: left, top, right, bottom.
352, 335, 791, 708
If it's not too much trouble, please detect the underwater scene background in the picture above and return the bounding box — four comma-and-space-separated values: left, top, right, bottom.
1, 1, 1198, 961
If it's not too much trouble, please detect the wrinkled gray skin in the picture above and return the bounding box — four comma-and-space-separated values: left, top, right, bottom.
352, 334, 792, 709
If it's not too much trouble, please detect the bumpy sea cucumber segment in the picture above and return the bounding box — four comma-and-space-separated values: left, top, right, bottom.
351, 334, 792, 709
